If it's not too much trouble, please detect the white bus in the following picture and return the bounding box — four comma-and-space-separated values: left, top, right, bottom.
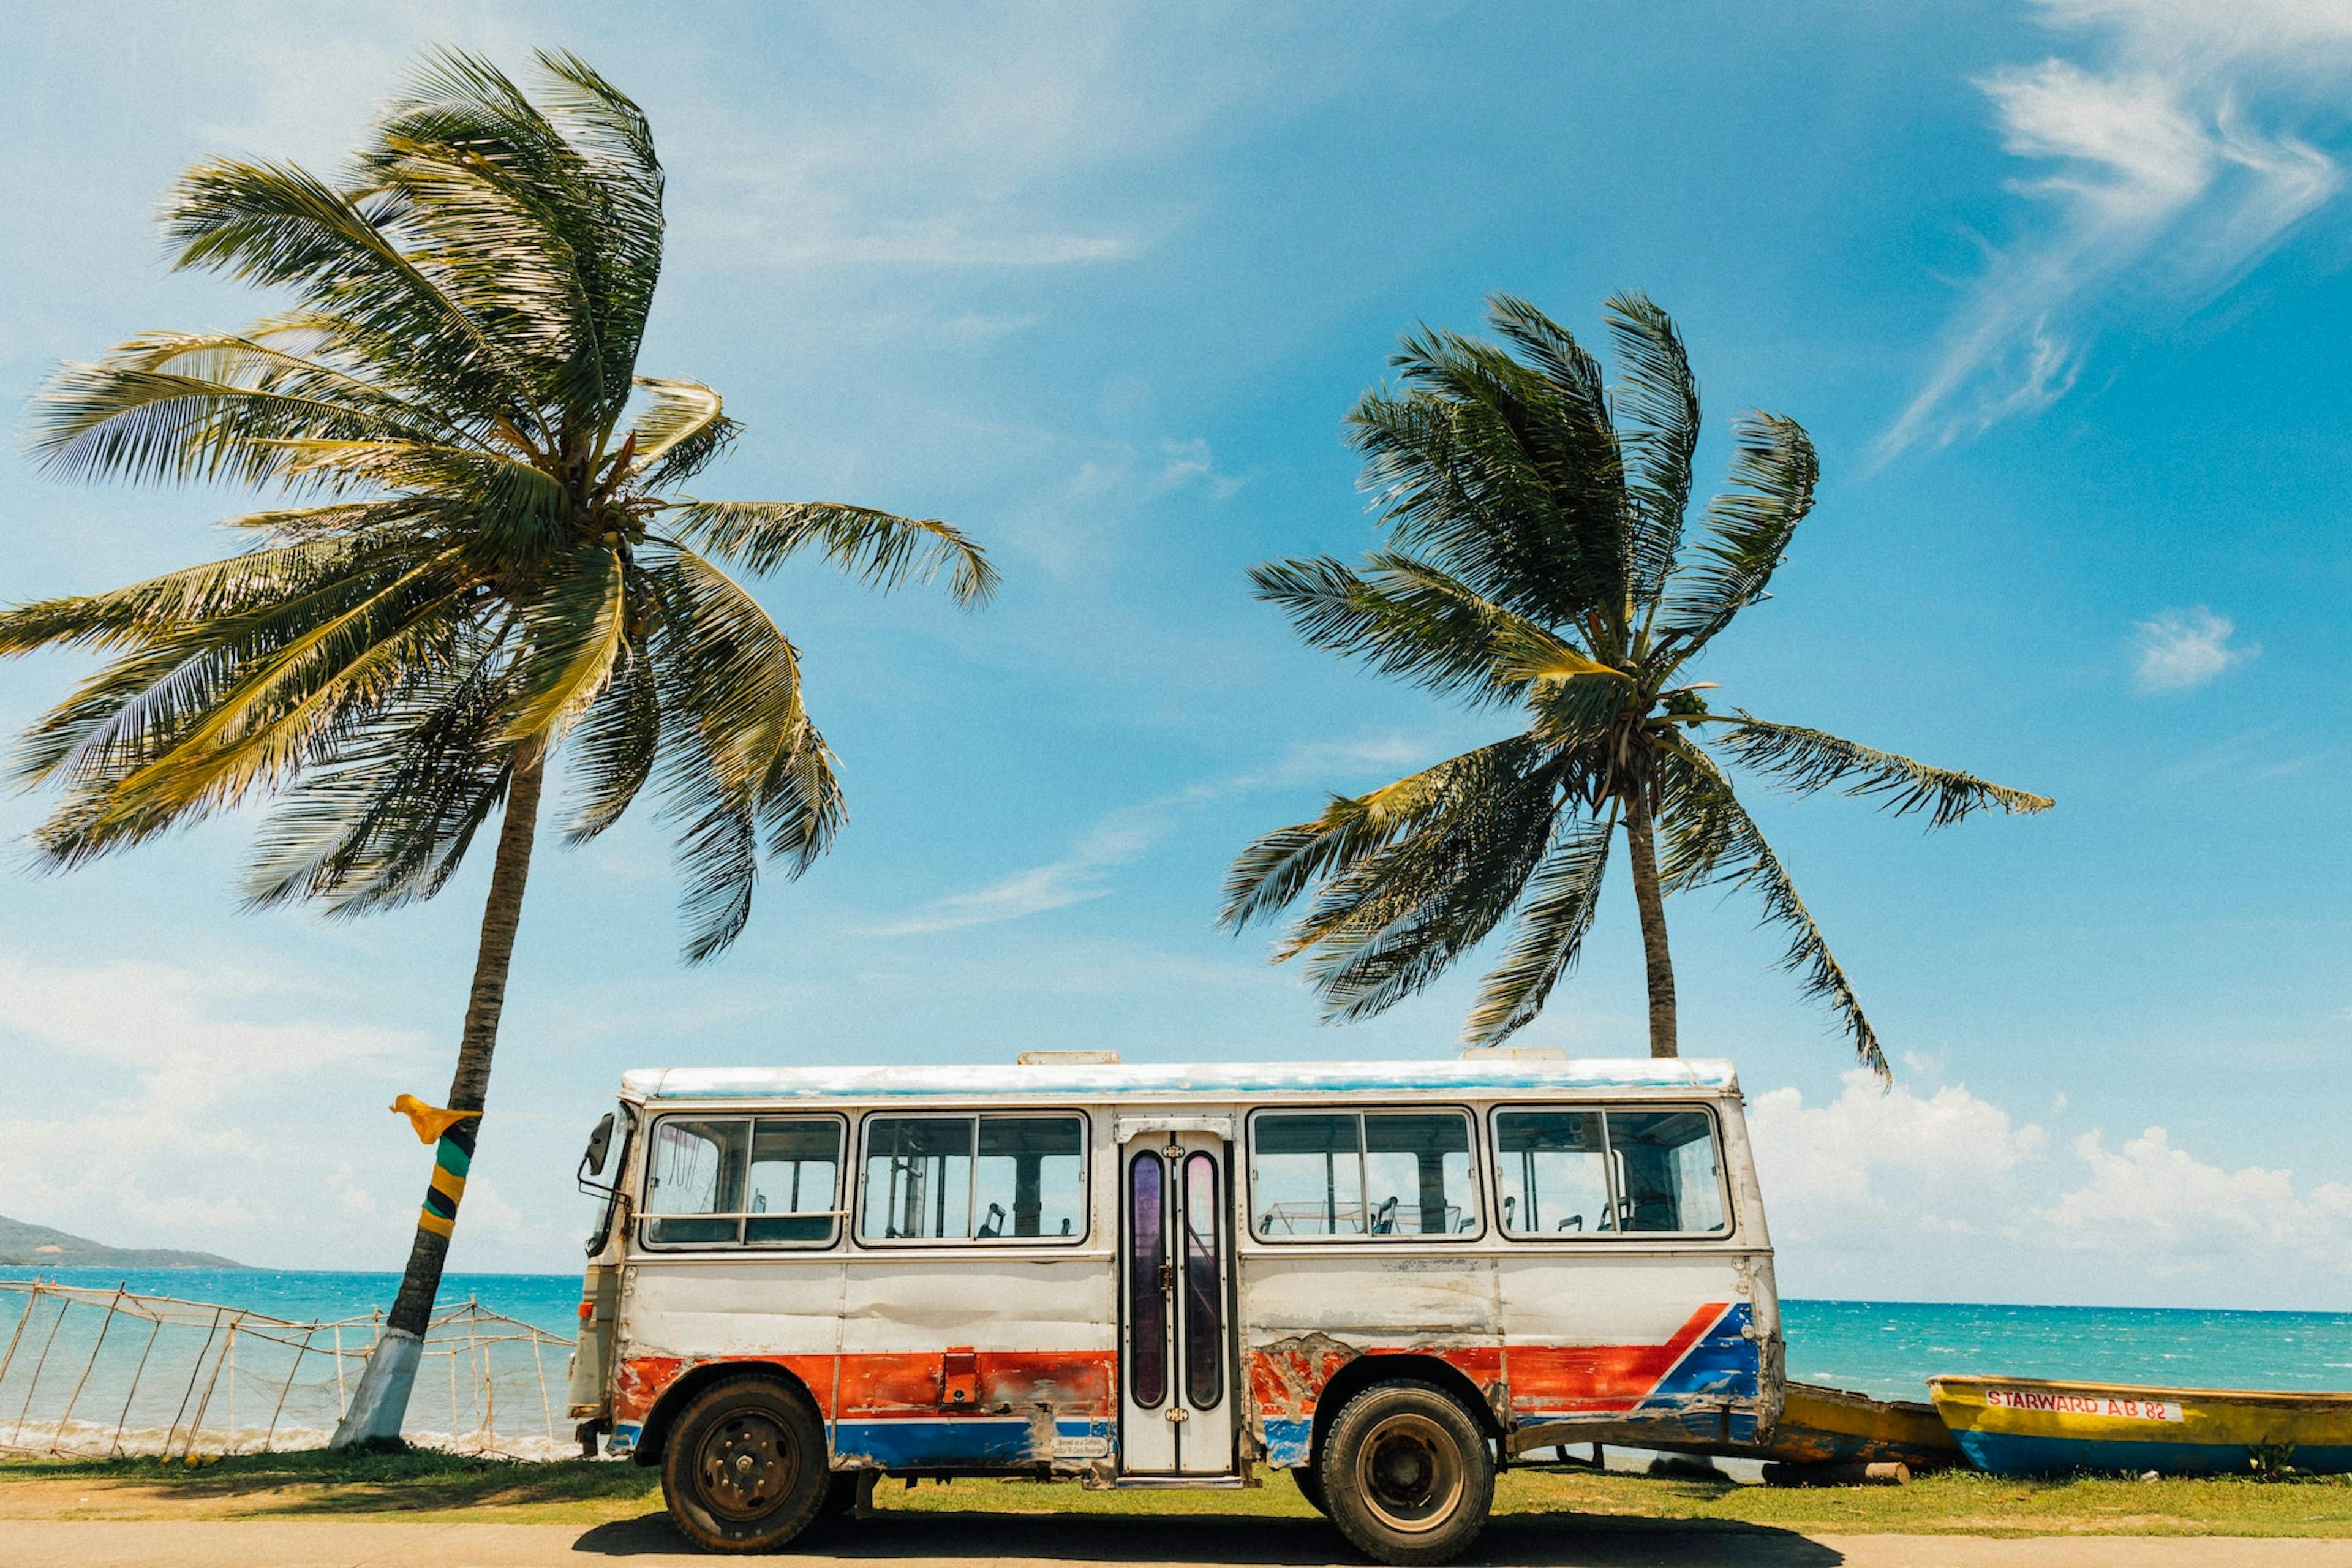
567, 1050, 1782, 1563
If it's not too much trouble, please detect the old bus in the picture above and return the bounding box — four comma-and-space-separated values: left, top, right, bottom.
567, 1051, 1782, 1563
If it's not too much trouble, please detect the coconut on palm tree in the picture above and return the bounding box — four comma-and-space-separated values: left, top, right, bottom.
0, 50, 993, 1441
1223, 293, 2047, 1071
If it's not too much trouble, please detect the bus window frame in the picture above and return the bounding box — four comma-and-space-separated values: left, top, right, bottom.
1242, 1103, 1487, 1245
635, 1110, 853, 1253
1487, 1101, 1735, 1243
851, 1107, 1095, 1250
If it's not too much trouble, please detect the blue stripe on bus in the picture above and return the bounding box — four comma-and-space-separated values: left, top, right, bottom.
831, 1415, 1114, 1468
1641, 1302, 1759, 1407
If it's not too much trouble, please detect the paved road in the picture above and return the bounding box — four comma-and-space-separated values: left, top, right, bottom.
1, 1515, 2346, 1567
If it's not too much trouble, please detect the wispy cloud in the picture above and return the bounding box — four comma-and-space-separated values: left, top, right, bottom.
0, 956, 422, 1244
2132, 604, 2256, 691
1877, 0, 2352, 459
868, 734, 1425, 937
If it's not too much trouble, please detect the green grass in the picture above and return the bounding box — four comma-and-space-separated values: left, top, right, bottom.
0, 1449, 658, 1526
3, 1452, 2349, 1536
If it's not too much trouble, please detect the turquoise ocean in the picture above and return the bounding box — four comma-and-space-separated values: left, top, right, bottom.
6, 1267, 2349, 1403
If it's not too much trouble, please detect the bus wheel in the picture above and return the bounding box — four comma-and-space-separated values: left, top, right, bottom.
1291, 1463, 1329, 1515
1318, 1382, 1494, 1566
661, 1378, 831, 1553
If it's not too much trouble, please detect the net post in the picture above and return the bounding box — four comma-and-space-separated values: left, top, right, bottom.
0, 1283, 39, 1391
48, 1283, 126, 1455
110, 1316, 164, 1460
262, 1325, 311, 1453
164, 1307, 225, 1462
178, 1315, 236, 1460
9, 1295, 70, 1446
530, 1325, 554, 1444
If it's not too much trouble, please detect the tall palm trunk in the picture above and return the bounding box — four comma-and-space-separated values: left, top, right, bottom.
330, 750, 546, 1446
1622, 774, 1679, 1058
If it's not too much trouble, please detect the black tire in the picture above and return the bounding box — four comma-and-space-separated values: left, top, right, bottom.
660, 1377, 832, 1553
1292, 1463, 1330, 1515
1317, 1381, 1495, 1566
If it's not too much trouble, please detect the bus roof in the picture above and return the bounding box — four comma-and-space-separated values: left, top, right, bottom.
619, 1057, 1738, 1104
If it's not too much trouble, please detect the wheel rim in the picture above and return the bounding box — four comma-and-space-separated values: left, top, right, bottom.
1352, 1411, 1464, 1534
695, 1411, 798, 1520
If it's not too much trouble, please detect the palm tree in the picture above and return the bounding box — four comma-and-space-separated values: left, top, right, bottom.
0, 50, 993, 1441
1223, 293, 2047, 1072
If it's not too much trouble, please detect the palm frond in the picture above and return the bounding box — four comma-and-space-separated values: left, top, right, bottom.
31, 361, 447, 489
243, 644, 518, 911
1246, 552, 1534, 706
1657, 412, 1817, 647
1286, 743, 1564, 1022
500, 547, 629, 745
662, 500, 997, 606
559, 636, 658, 845
163, 157, 539, 430
1352, 306, 1627, 631
627, 377, 734, 488
1657, 737, 1888, 1077
1461, 810, 1616, 1045
1708, 714, 2054, 827
643, 543, 842, 960
1220, 736, 1538, 931
1601, 291, 1699, 612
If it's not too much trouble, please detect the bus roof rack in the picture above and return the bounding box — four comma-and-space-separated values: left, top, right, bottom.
1017, 1050, 1122, 1066
1458, 1046, 1568, 1061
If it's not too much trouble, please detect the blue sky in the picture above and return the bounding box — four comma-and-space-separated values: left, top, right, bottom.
1, 1, 2347, 1308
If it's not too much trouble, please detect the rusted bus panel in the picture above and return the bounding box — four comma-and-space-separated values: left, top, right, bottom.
829, 1348, 1115, 1417
612, 1350, 837, 1424
835, 1255, 1117, 1468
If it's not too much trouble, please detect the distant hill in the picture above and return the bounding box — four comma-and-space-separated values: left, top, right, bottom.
0, 1214, 247, 1270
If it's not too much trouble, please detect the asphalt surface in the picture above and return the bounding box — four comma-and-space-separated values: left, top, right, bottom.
1, 1515, 2346, 1567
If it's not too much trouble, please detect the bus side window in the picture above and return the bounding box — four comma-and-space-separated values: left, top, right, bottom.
644, 1118, 750, 1245
859, 1114, 1087, 1243
1250, 1113, 1365, 1237
1605, 1110, 1728, 1234
1363, 1112, 1479, 1236
862, 1117, 976, 1240
744, 1118, 843, 1244
1250, 1110, 1479, 1240
1492, 1110, 1611, 1237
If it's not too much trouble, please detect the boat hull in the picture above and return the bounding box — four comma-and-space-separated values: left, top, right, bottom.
1763, 1382, 1964, 1471
1930, 1374, 2352, 1478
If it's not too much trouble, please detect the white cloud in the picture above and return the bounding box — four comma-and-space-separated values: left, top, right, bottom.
1749, 1068, 2352, 1301
868, 734, 1423, 937
1877, 0, 2352, 458
2132, 605, 2256, 690
1749, 1071, 2049, 1246
0, 956, 423, 1257
2035, 1126, 2352, 1276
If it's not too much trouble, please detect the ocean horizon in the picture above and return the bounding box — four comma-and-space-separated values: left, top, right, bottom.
6, 1266, 2348, 1406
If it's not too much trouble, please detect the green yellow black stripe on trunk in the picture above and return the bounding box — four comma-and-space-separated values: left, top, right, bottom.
416, 1117, 477, 1239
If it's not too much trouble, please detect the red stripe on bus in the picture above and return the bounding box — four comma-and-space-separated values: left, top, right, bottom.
613, 1349, 1117, 1425
1501, 1301, 1728, 1414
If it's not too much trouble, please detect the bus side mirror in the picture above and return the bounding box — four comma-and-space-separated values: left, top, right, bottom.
581, 1114, 615, 1180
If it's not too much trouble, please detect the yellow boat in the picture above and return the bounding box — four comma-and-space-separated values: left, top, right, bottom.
1929, 1374, 2352, 1477
1762, 1381, 1964, 1471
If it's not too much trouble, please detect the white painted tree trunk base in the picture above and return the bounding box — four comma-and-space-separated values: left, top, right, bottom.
328, 1327, 421, 1447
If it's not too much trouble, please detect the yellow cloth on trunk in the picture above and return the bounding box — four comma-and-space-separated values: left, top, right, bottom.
391, 1093, 479, 1144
